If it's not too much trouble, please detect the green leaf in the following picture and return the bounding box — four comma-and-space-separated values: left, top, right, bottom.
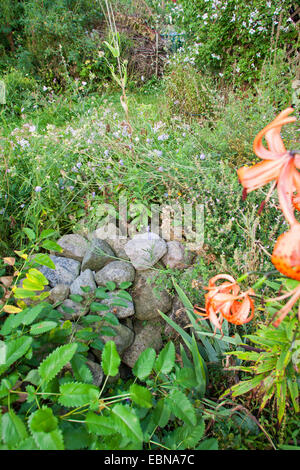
103, 312, 120, 326
176, 367, 198, 388
38, 343, 78, 384
196, 438, 218, 450
1, 411, 28, 448
221, 374, 265, 398
95, 288, 110, 299
58, 382, 99, 408
30, 321, 57, 335
119, 281, 132, 289
101, 341, 121, 377
0, 336, 33, 376
23, 227, 36, 241
181, 420, 205, 448
71, 354, 93, 384
90, 302, 110, 312
132, 348, 156, 381
33, 254, 56, 269
116, 291, 132, 301
190, 334, 206, 396
40, 229, 57, 240
41, 240, 63, 252
13, 288, 37, 299
31, 428, 64, 450
111, 299, 131, 308
112, 404, 143, 442
154, 341, 175, 376
152, 398, 171, 428
69, 294, 84, 303
167, 389, 196, 426
106, 281, 116, 291
100, 326, 117, 337
129, 384, 153, 408
29, 407, 58, 433
85, 412, 116, 436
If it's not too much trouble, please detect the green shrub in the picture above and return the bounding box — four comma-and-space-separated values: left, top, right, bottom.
172, 0, 299, 85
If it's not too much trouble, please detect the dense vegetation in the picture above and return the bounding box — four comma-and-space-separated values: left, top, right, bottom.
0, 0, 299, 451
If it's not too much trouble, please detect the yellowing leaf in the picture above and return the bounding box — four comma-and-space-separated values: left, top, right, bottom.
3, 305, 23, 314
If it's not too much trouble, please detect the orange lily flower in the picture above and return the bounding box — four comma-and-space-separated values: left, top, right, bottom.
194, 274, 255, 334
237, 107, 299, 226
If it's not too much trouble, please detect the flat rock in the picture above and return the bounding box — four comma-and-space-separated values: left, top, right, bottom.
124, 232, 167, 270
91, 223, 130, 260
94, 261, 135, 287
81, 239, 115, 272
39, 255, 81, 287
55, 234, 89, 261
122, 320, 163, 368
162, 240, 194, 270
70, 269, 96, 297
131, 270, 172, 320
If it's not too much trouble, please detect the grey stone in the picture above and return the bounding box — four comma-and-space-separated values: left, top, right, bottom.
91, 223, 130, 261
131, 270, 172, 320
70, 269, 96, 297
122, 320, 163, 368
162, 241, 194, 270
86, 359, 104, 387
55, 234, 89, 261
48, 284, 70, 304
58, 299, 88, 319
39, 255, 81, 287
92, 322, 134, 358
94, 290, 135, 319
124, 232, 167, 270
81, 239, 115, 272
95, 261, 135, 287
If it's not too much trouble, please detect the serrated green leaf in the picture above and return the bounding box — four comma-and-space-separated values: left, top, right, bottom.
58, 382, 99, 408
85, 411, 116, 436
38, 343, 77, 384
71, 354, 93, 384
167, 390, 196, 426
182, 420, 205, 448
196, 437, 218, 450
69, 294, 84, 303
154, 341, 175, 376
129, 384, 153, 408
132, 348, 156, 381
152, 398, 171, 428
30, 321, 57, 335
112, 404, 143, 442
31, 428, 64, 450
29, 407, 58, 433
0, 336, 32, 376
1, 411, 28, 448
23, 227, 36, 241
100, 326, 117, 337
101, 341, 120, 376
119, 281, 132, 289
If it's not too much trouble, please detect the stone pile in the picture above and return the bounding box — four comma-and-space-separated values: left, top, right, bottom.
38, 227, 196, 385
